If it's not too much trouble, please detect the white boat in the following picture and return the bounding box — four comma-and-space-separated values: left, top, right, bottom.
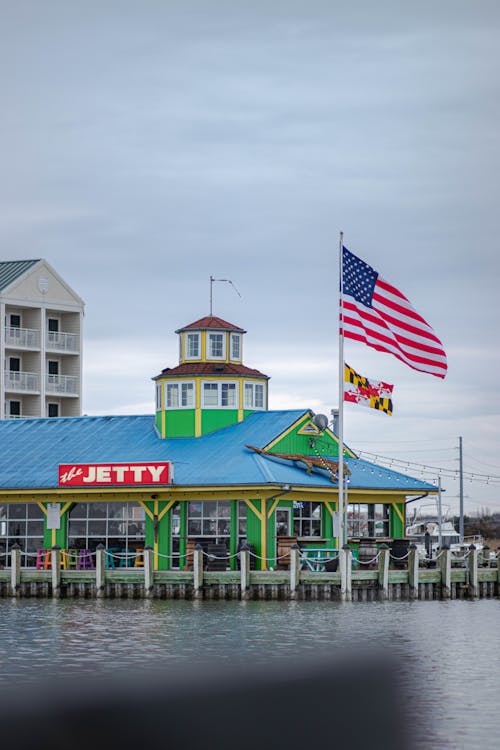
405, 504, 484, 559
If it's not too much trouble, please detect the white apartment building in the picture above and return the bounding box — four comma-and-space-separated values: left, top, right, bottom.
0, 259, 84, 419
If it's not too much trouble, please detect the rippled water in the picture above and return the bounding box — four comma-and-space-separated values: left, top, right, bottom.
0, 598, 498, 748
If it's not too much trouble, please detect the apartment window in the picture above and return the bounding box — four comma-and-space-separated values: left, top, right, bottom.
244, 382, 265, 409
9, 401, 21, 418
230, 333, 241, 360
9, 314, 21, 328
207, 333, 225, 359
293, 501, 322, 538
185, 333, 200, 359
347, 503, 390, 538
48, 318, 59, 333
48, 403, 59, 418
166, 381, 194, 408
202, 381, 237, 408
9, 357, 20, 372
48, 360, 59, 376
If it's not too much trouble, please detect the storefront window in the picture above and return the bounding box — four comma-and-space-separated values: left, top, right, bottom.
0, 503, 44, 567
347, 503, 390, 538
293, 501, 322, 537
67, 502, 145, 553
187, 500, 231, 542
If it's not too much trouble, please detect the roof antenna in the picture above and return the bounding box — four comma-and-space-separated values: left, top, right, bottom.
209, 276, 242, 316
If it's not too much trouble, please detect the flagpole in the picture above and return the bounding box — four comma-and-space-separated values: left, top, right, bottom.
338, 231, 345, 548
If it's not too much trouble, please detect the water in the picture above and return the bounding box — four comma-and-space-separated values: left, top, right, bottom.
0, 598, 498, 748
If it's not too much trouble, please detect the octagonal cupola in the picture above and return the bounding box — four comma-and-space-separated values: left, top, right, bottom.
153, 316, 269, 438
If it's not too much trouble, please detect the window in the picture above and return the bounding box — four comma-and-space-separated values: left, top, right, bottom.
244, 382, 265, 409
9, 357, 20, 372
48, 318, 59, 333
207, 333, 225, 359
9, 314, 21, 328
0, 503, 44, 568
185, 333, 200, 359
238, 501, 247, 544
347, 503, 390, 538
187, 500, 231, 540
202, 381, 238, 408
48, 403, 59, 418
166, 381, 194, 408
293, 501, 322, 537
48, 360, 59, 375
156, 383, 162, 410
68, 502, 146, 557
230, 333, 241, 360
9, 401, 21, 417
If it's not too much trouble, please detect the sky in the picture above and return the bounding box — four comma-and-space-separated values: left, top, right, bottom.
1, 1, 499, 515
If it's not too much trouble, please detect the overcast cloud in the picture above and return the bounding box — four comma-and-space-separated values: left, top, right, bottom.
1, 1, 499, 513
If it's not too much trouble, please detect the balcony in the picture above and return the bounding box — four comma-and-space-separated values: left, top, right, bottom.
4, 326, 40, 349
3, 414, 38, 420
4, 370, 40, 393
46, 330, 79, 354
46, 374, 79, 396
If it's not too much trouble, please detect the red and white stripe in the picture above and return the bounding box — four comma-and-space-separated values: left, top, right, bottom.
341, 276, 448, 378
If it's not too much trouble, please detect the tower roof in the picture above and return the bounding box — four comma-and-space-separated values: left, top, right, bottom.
175, 316, 246, 334
153, 362, 269, 380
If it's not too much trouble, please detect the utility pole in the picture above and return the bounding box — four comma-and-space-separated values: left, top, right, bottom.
458, 436, 464, 543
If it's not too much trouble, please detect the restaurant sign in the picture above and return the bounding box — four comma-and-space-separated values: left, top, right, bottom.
58, 462, 173, 487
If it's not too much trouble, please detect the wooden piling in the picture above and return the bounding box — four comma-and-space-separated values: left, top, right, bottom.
10, 545, 21, 597
378, 545, 389, 600
239, 547, 250, 600
95, 545, 106, 598
440, 547, 451, 599
408, 544, 419, 600
289, 544, 300, 600
144, 546, 154, 597
193, 545, 204, 598
468, 545, 479, 599
340, 545, 352, 602
51, 546, 62, 598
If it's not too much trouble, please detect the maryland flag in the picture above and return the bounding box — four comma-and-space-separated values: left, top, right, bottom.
344, 363, 394, 416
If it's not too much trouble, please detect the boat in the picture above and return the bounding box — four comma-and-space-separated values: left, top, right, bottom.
405, 503, 484, 559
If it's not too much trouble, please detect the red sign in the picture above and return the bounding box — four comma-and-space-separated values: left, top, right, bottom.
58, 462, 173, 487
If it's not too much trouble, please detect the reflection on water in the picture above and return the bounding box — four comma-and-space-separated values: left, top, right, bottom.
0, 598, 498, 748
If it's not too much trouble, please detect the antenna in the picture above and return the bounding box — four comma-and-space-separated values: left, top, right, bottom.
209, 276, 242, 315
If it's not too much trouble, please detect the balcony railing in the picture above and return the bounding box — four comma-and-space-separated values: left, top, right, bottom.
4, 370, 40, 393
46, 374, 79, 396
46, 330, 79, 353
3, 414, 38, 420
4, 326, 40, 349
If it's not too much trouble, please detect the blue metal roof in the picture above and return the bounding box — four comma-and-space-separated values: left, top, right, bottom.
0, 260, 40, 292
0, 411, 437, 493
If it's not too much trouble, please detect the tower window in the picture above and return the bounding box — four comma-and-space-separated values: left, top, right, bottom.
207, 333, 225, 359
230, 333, 241, 360
166, 382, 194, 409
185, 333, 200, 359
202, 381, 238, 408
244, 382, 265, 409
155, 383, 162, 410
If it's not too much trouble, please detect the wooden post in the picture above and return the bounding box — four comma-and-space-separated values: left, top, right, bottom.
51, 546, 62, 598
144, 545, 154, 597
193, 544, 204, 598
289, 544, 300, 600
468, 544, 479, 599
95, 544, 106, 597
378, 544, 389, 600
340, 544, 352, 602
408, 543, 419, 599
440, 545, 451, 599
239, 545, 250, 600
10, 544, 21, 597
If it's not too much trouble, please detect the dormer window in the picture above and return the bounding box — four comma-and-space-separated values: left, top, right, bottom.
166, 381, 194, 408
230, 333, 241, 361
202, 381, 238, 408
185, 332, 200, 360
207, 333, 225, 360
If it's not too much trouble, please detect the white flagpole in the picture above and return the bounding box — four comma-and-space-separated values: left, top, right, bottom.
338, 231, 345, 548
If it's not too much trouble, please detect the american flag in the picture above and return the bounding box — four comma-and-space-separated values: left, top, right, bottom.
341, 247, 447, 378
